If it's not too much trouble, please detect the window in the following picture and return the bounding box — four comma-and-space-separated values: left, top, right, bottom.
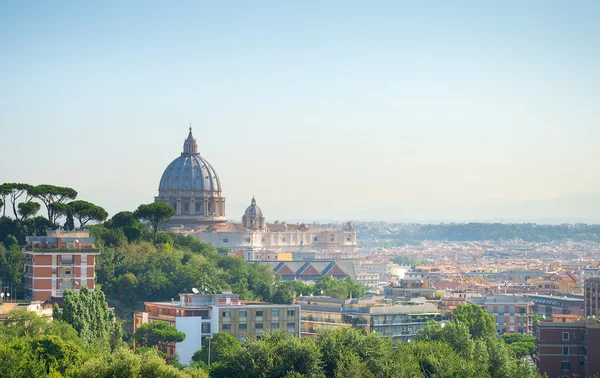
330, 237, 335, 242
223, 311, 231, 318
287, 322, 295, 330
239, 323, 247, 330
201, 323, 211, 333
272, 323, 279, 329
562, 332, 569, 340
562, 347, 569, 355
272, 310, 279, 317
314, 237, 318, 241
222, 324, 231, 330
239, 311, 247, 317
287, 310, 295, 316
223, 238, 229, 243
245, 237, 251, 243
561, 361, 570, 370
256, 323, 263, 329
256, 311, 263, 317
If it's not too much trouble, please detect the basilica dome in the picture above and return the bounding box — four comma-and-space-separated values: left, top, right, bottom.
155, 128, 226, 225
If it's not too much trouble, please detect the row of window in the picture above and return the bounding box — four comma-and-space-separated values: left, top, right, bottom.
222, 322, 296, 330
223, 310, 295, 318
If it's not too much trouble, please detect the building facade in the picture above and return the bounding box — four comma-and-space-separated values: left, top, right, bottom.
535, 316, 600, 378
133, 291, 300, 365
24, 230, 99, 301
468, 295, 534, 335
528, 294, 584, 317
297, 295, 440, 344
584, 278, 600, 317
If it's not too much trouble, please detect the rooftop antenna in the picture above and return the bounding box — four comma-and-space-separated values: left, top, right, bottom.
192, 287, 199, 294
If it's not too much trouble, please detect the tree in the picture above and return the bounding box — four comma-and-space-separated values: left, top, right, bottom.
28, 334, 83, 375
134, 202, 174, 243
452, 304, 496, 340
3, 183, 33, 219
54, 286, 116, 352
31, 184, 77, 222
134, 320, 185, 351
0, 184, 10, 217
68, 200, 108, 228
108, 211, 143, 242
191, 332, 241, 365
18, 201, 40, 220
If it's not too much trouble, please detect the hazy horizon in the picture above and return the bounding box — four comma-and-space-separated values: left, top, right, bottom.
2, 1, 599, 223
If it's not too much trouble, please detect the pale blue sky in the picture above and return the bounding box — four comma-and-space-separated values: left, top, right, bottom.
1, 1, 599, 222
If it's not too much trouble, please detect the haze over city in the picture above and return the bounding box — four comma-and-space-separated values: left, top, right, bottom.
2, 1, 599, 222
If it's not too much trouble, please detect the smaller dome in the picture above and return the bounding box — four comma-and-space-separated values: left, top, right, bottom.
242, 197, 265, 230
244, 196, 263, 218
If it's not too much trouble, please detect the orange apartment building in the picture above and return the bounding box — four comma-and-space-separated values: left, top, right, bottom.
24, 230, 99, 301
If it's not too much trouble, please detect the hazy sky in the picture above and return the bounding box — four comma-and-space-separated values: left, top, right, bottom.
1, 1, 599, 222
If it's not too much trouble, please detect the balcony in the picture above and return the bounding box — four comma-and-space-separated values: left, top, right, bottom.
61, 260, 76, 266
61, 274, 76, 278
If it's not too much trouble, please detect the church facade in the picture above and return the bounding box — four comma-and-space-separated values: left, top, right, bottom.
155, 129, 358, 260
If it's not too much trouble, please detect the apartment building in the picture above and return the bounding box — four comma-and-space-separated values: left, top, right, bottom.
133, 291, 300, 365
535, 315, 600, 378
24, 230, 99, 301
384, 279, 438, 299
297, 295, 440, 344
528, 294, 584, 317
584, 278, 600, 317
468, 295, 534, 335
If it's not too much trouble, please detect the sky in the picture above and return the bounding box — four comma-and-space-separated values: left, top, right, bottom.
1, 1, 599, 223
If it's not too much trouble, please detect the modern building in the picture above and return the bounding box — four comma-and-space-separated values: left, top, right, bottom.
384, 279, 438, 299
584, 278, 600, 317
535, 315, 600, 378
156, 129, 358, 259
468, 295, 534, 335
527, 294, 584, 317
23, 230, 99, 301
297, 295, 440, 344
133, 291, 300, 365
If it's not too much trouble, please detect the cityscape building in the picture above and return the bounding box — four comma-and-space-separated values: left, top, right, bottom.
296, 295, 440, 344
133, 291, 300, 365
535, 315, 600, 378
468, 295, 534, 335
23, 230, 99, 301
585, 278, 600, 317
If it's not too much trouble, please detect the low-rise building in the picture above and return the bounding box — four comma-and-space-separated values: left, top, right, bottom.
24, 230, 99, 301
0, 300, 53, 322
468, 295, 534, 335
133, 291, 300, 365
384, 279, 438, 299
535, 315, 600, 378
527, 294, 584, 317
297, 295, 440, 344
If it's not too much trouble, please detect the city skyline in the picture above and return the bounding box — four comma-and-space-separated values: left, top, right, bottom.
1, 1, 599, 222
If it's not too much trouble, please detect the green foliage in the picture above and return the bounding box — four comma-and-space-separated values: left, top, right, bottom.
29, 334, 83, 374
18, 201, 41, 220
452, 304, 496, 339
391, 255, 431, 268
30, 184, 78, 223
313, 275, 366, 299
134, 320, 186, 350
0, 243, 25, 297
192, 332, 241, 365
68, 200, 108, 229
134, 202, 175, 243
54, 286, 116, 352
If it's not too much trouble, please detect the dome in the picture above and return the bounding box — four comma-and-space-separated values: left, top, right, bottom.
155, 127, 226, 225
244, 197, 263, 218
158, 128, 222, 192
242, 197, 265, 230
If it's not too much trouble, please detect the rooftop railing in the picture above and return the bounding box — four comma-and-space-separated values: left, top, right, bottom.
23, 246, 99, 253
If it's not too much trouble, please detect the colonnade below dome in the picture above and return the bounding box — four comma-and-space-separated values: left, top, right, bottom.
154, 193, 226, 225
